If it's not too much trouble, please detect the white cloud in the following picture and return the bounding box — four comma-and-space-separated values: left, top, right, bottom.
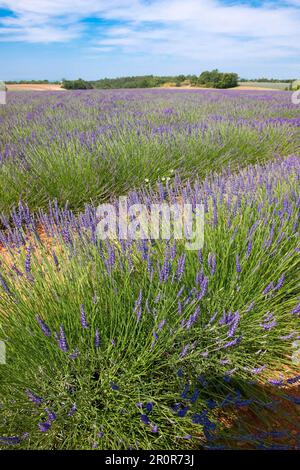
0, 0, 299, 70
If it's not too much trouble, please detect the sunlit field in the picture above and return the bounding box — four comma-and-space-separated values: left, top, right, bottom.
0, 89, 299, 450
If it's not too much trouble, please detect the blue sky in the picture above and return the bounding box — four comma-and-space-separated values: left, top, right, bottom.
0, 0, 299, 80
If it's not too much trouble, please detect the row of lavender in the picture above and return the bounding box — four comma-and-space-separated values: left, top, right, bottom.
0, 154, 299, 449
0, 89, 299, 214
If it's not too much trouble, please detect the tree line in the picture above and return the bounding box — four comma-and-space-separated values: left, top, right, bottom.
61, 71, 239, 90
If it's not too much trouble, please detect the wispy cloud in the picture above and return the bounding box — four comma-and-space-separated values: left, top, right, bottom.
0, 0, 299, 70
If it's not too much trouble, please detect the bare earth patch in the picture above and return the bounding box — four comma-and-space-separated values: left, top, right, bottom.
6, 83, 64, 92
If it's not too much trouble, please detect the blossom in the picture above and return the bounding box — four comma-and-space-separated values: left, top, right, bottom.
58, 325, 69, 352
0, 436, 22, 446
25, 389, 43, 406
80, 304, 89, 328
140, 414, 150, 425
38, 422, 51, 432
94, 329, 100, 348
36, 315, 51, 337
68, 403, 77, 417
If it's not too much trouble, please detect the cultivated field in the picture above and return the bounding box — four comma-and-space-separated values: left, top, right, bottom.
238, 82, 291, 91
0, 89, 299, 450
6, 83, 64, 92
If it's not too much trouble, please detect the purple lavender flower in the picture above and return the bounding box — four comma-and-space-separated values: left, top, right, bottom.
52, 250, 60, 270
80, 304, 89, 328
195, 270, 204, 285
196, 276, 209, 300
190, 388, 200, 404
68, 403, 77, 416
158, 319, 166, 330
286, 375, 300, 385
180, 344, 190, 358
260, 312, 277, 331
145, 402, 153, 413
245, 301, 255, 313
69, 348, 80, 359
222, 337, 242, 349
110, 382, 120, 391
291, 303, 300, 315
25, 244, 32, 279
25, 389, 43, 406
177, 434, 192, 440
206, 399, 217, 409
177, 406, 189, 417
185, 306, 200, 329
36, 315, 51, 337
176, 286, 185, 298
0, 436, 22, 446
134, 289, 143, 322
45, 408, 57, 422
280, 332, 296, 340
176, 254, 186, 280
140, 414, 150, 425
262, 282, 274, 295
94, 329, 100, 349
208, 311, 218, 324
268, 378, 283, 387
235, 254, 241, 274
58, 325, 69, 352
208, 253, 216, 275
38, 421, 51, 432
249, 365, 266, 375
228, 311, 240, 338
274, 274, 285, 291
151, 425, 158, 433
0, 273, 13, 296
246, 239, 253, 258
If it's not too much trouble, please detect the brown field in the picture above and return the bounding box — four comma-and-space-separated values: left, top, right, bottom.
6, 83, 64, 91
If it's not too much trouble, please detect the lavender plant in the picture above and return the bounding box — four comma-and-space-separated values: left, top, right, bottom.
0, 155, 299, 449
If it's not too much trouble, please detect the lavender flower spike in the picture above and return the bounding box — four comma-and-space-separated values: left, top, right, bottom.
94, 329, 100, 348
25, 389, 43, 406
80, 304, 89, 328
0, 436, 22, 446
68, 403, 77, 417
36, 315, 51, 337
45, 408, 57, 422
38, 422, 51, 433
58, 325, 69, 352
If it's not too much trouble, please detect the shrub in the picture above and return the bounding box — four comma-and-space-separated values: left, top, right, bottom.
198, 70, 238, 88
0, 156, 299, 449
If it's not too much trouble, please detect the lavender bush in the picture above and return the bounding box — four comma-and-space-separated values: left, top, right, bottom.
0, 154, 299, 449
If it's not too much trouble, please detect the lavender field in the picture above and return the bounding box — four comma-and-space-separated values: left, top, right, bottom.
0, 89, 300, 450
0, 89, 299, 214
